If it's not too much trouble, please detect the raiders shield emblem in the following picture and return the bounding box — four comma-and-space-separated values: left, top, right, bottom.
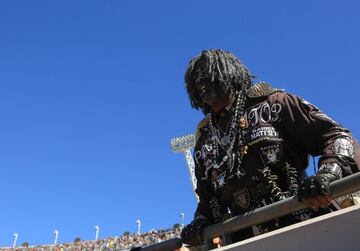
233, 188, 250, 209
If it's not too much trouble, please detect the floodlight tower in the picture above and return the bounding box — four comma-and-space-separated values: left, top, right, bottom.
136, 219, 141, 235
170, 133, 198, 201
12, 233, 18, 248
54, 230, 59, 245
94, 225, 99, 241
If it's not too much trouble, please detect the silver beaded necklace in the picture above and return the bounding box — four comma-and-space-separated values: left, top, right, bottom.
206, 89, 248, 181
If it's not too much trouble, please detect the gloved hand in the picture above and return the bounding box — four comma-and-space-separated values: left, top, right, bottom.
297, 173, 336, 210
181, 216, 209, 246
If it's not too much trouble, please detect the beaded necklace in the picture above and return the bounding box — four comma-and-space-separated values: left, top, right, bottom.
206, 89, 248, 182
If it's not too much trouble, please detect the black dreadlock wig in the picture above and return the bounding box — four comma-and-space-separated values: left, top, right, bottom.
185, 49, 253, 114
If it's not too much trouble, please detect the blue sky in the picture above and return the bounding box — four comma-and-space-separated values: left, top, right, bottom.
0, 0, 359, 247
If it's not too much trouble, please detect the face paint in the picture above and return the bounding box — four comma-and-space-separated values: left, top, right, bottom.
196, 82, 217, 105
196, 81, 230, 111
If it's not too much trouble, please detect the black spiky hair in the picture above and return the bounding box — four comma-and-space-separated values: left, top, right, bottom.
185, 49, 253, 114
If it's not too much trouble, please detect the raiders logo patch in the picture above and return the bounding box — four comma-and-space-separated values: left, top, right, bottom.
233, 188, 250, 209
260, 145, 280, 165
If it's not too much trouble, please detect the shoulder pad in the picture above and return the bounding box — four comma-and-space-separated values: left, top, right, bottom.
246, 82, 283, 98
195, 117, 210, 142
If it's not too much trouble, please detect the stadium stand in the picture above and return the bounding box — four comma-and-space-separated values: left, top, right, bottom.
0, 227, 181, 251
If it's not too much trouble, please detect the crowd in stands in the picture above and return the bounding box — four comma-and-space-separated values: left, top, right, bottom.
0, 227, 182, 251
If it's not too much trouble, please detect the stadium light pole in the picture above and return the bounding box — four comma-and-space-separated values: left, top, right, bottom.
94, 225, 99, 241
170, 133, 199, 201
12, 233, 18, 248
54, 230, 59, 245
180, 212, 185, 229
136, 219, 141, 235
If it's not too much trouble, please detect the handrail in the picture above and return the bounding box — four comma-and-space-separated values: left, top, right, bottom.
203, 172, 360, 249
129, 173, 360, 251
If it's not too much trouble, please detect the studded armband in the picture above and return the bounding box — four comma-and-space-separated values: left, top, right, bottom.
318, 162, 343, 179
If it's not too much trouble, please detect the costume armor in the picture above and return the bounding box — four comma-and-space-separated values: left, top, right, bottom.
182, 50, 360, 246
191, 83, 360, 238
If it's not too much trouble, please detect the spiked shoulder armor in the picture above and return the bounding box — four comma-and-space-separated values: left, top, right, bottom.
246, 82, 283, 98
195, 117, 210, 142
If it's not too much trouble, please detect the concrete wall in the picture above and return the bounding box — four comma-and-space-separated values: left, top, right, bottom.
218, 204, 360, 251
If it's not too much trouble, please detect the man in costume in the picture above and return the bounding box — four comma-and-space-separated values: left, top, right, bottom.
180, 49, 360, 248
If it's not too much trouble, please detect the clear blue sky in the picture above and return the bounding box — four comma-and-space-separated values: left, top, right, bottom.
0, 0, 359, 247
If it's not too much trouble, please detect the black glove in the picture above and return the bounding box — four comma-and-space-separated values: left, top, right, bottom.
297, 173, 336, 201
181, 216, 209, 246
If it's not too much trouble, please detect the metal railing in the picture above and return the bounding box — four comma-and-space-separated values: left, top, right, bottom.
135, 172, 360, 251
203, 172, 360, 250
133, 238, 182, 251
